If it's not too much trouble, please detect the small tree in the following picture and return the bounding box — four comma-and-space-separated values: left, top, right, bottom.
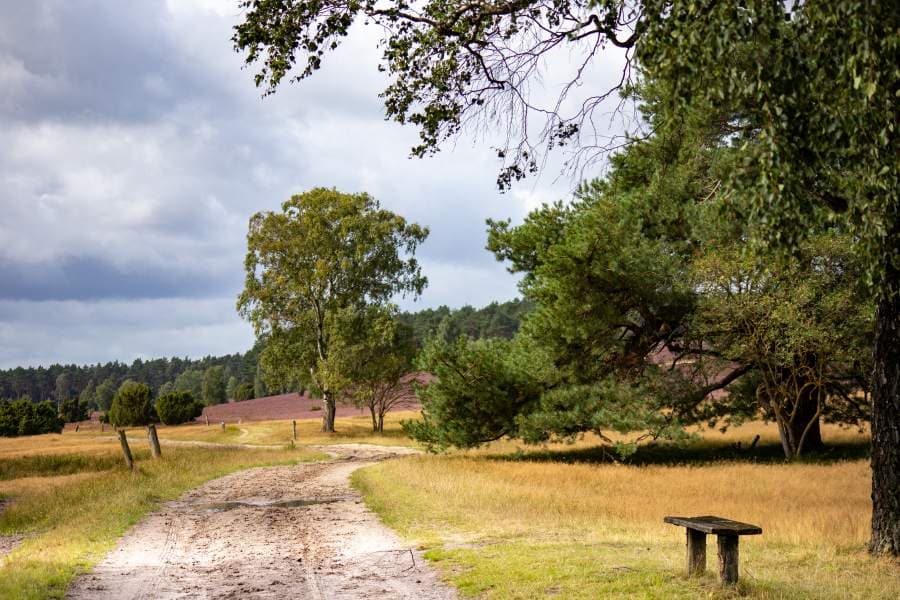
156, 391, 203, 425
202, 366, 227, 405
174, 369, 203, 400
79, 379, 97, 411
95, 377, 117, 412
328, 306, 417, 432
108, 381, 155, 427
226, 376, 238, 401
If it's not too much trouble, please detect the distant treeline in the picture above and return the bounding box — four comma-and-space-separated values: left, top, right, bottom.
400, 298, 532, 345
0, 299, 530, 407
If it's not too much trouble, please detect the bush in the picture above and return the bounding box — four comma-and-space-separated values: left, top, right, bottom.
0, 398, 64, 437
108, 381, 155, 427
155, 391, 203, 425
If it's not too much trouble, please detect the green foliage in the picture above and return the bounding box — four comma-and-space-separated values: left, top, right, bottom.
226, 376, 238, 401
95, 377, 116, 412
108, 381, 154, 427
54, 372, 71, 405
400, 299, 532, 345
0, 397, 63, 437
238, 187, 428, 430
406, 332, 554, 450
233, 1, 635, 187
174, 369, 204, 400
78, 380, 97, 411
202, 366, 227, 405
59, 398, 89, 423
233, 382, 255, 402
155, 391, 203, 425
326, 305, 417, 431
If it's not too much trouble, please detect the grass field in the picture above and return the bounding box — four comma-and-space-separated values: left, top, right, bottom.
2, 417, 897, 599
354, 422, 899, 599
147, 411, 418, 447
0, 431, 325, 600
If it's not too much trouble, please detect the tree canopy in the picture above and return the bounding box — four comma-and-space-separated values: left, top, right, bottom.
237, 187, 428, 431
235, 0, 899, 554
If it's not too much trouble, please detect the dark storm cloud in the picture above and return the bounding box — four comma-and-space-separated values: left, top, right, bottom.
0, 255, 240, 301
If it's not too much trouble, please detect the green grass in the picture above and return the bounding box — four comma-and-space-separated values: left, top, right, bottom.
0, 453, 135, 481
0, 445, 325, 599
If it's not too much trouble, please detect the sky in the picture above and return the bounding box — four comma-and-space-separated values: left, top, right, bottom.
0, 1, 626, 369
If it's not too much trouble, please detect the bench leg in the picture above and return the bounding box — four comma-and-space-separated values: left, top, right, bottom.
717, 534, 739, 585
686, 529, 707, 575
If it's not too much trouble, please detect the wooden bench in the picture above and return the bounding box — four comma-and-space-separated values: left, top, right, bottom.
664, 515, 762, 585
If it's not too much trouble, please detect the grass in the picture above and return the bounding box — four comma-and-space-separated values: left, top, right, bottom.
146, 411, 419, 447
0, 432, 325, 599
353, 422, 899, 599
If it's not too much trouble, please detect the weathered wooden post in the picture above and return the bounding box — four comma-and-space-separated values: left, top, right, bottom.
717, 534, 739, 585
117, 430, 134, 471
292, 420, 297, 441
220, 421, 225, 431
686, 529, 707, 576
205, 414, 209, 426
74, 424, 80, 433
147, 424, 162, 458
100, 422, 105, 432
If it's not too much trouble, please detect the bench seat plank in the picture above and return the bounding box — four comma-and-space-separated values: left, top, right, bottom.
664, 515, 762, 535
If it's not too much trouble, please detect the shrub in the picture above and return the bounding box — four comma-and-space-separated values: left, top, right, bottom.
155, 391, 203, 425
108, 381, 155, 427
0, 398, 64, 437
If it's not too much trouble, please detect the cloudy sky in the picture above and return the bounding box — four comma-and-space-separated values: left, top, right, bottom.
0, 1, 625, 369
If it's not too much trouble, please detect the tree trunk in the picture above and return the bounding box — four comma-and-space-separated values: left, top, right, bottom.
870, 255, 900, 555
370, 405, 378, 432
377, 412, 384, 433
772, 385, 825, 459
791, 386, 824, 456
321, 393, 336, 432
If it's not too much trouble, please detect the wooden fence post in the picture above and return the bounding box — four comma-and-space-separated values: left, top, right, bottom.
205, 414, 209, 426
117, 430, 134, 471
220, 421, 225, 431
292, 420, 297, 441
147, 424, 162, 458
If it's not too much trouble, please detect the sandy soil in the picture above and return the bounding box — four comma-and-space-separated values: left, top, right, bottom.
66, 445, 454, 599
0, 499, 24, 561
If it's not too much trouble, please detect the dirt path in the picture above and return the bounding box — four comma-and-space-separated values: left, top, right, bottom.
0, 498, 24, 561
66, 445, 454, 599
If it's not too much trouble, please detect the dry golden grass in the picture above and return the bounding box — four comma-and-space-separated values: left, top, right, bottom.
354, 421, 898, 599
0, 433, 122, 460
150, 411, 419, 447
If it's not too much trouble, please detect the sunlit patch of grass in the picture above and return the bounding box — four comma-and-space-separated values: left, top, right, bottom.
354, 423, 897, 599
151, 411, 419, 447
0, 453, 130, 481
0, 446, 325, 600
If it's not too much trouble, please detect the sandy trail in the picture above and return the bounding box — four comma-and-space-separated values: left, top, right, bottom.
66, 444, 454, 600
0, 498, 24, 561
